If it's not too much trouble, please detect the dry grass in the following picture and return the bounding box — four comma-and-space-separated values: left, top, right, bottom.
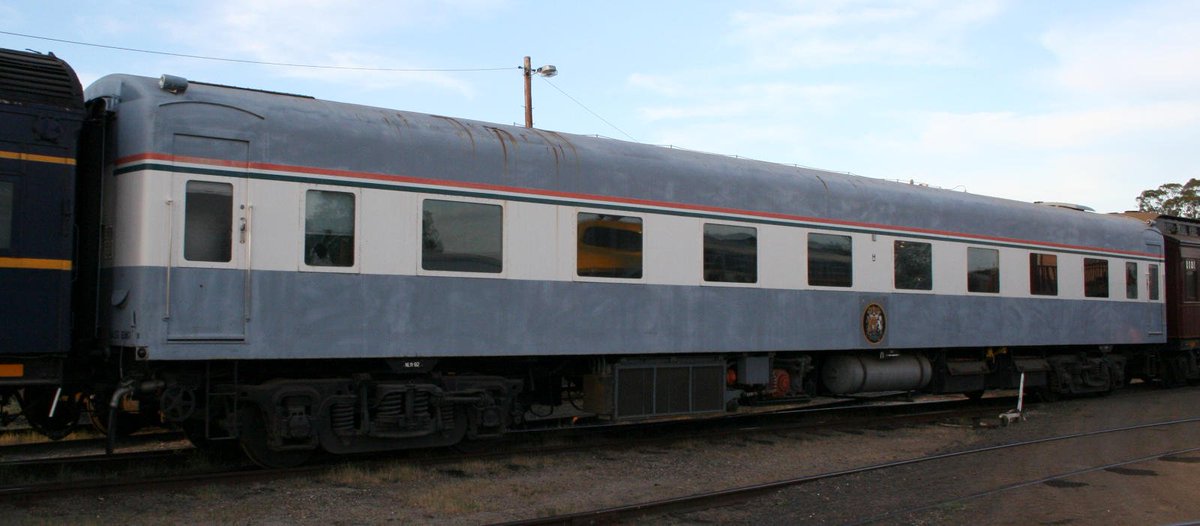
0, 429, 43, 446
0, 423, 107, 447
320, 462, 425, 487
315, 457, 568, 517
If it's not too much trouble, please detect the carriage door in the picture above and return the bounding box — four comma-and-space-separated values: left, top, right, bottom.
1145, 234, 1165, 337
167, 135, 249, 341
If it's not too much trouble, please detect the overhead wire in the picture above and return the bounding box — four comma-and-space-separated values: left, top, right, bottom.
540, 77, 637, 142
2, 30, 636, 140
0, 30, 511, 72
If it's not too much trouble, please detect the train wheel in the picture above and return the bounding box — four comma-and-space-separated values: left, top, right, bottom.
239, 407, 313, 468
20, 387, 79, 441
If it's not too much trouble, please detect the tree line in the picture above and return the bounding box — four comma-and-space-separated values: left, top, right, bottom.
1137, 179, 1200, 218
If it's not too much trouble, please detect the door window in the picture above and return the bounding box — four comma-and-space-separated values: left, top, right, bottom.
183, 181, 233, 262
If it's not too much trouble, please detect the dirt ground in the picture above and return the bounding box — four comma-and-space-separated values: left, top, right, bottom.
2, 386, 1199, 525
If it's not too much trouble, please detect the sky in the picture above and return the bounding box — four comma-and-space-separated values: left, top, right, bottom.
3, 0, 1197, 214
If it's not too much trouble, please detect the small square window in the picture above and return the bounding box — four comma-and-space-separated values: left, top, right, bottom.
184, 181, 233, 262
1184, 259, 1199, 302
968, 247, 999, 293
1149, 264, 1160, 301
1084, 258, 1109, 298
305, 190, 355, 267
1029, 253, 1057, 296
704, 224, 757, 283
809, 233, 853, 287
422, 199, 502, 273
1126, 262, 1138, 299
578, 213, 642, 278
894, 241, 931, 290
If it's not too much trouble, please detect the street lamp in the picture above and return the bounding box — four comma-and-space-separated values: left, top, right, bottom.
523, 56, 557, 128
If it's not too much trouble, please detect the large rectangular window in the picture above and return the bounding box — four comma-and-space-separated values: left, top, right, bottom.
967, 247, 999, 293
1029, 253, 1058, 296
809, 233, 852, 287
1126, 262, 1138, 299
1185, 259, 1199, 302
894, 240, 931, 290
422, 199, 502, 273
183, 181, 233, 262
703, 224, 757, 283
0, 181, 12, 251
1084, 258, 1109, 298
304, 190, 355, 267
578, 213, 642, 278
1150, 264, 1161, 301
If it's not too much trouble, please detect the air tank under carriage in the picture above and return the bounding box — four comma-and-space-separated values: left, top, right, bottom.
0, 49, 1187, 466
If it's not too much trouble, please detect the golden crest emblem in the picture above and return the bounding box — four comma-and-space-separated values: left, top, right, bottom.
863, 303, 886, 344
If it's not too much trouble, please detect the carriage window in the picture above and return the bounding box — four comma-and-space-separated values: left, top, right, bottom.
1084, 258, 1109, 298
967, 247, 999, 293
704, 224, 757, 283
1029, 253, 1058, 296
304, 190, 355, 267
422, 199, 502, 273
809, 233, 852, 287
1185, 259, 1199, 302
1150, 264, 1161, 301
1126, 262, 1138, 299
894, 241, 931, 290
0, 181, 12, 250
183, 181, 232, 262
578, 213, 642, 278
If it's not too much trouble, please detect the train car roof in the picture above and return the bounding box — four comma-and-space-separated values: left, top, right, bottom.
1124, 212, 1200, 246
0, 48, 84, 110
85, 73, 1157, 257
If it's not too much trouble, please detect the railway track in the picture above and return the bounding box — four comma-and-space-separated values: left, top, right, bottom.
500, 414, 1200, 525
0, 430, 186, 463
0, 391, 1021, 500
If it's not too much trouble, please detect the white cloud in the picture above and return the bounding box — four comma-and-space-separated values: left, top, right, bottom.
1041, 0, 1200, 100
915, 103, 1200, 155
0, 6, 23, 27
631, 74, 858, 122
729, 0, 1005, 68
627, 73, 688, 98
933, 153, 1151, 213
80, 0, 510, 97
647, 121, 818, 163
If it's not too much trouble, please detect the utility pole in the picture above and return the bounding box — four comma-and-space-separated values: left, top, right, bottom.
522, 56, 557, 129
523, 56, 533, 128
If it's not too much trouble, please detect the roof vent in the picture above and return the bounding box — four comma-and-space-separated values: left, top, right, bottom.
1034, 201, 1095, 212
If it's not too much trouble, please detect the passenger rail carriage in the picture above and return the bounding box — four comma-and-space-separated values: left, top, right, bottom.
1, 47, 1197, 466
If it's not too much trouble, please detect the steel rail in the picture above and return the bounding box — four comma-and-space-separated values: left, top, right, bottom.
0, 393, 1009, 500
495, 416, 1200, 526
846, 444, 1200, 525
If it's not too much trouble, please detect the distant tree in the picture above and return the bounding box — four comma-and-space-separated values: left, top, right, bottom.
1137, 179, 1200, 218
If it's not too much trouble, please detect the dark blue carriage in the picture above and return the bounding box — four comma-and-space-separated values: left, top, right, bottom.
0, 49, 85, 383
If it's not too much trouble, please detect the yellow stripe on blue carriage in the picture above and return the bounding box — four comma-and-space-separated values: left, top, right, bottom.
0, 257, 72, 270
0, 150, 76, 166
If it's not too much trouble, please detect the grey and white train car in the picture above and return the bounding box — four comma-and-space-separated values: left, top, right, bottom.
85, 73, 1164, 464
